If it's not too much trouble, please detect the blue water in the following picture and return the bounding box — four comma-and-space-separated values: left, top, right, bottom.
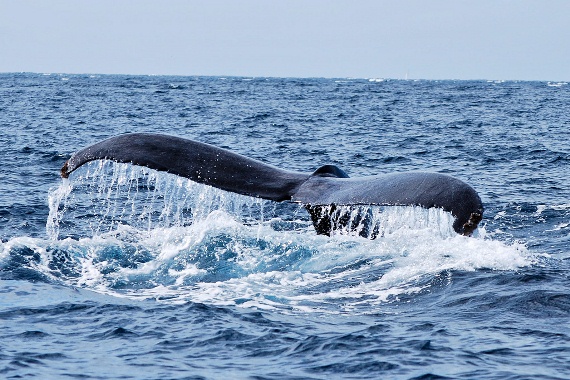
1, 73, 569, 379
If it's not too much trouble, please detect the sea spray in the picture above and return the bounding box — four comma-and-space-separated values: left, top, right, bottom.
6, 216, 533, 313
46, 178, 73, 240
37, 160, 534, 313
46, 160, 274, 239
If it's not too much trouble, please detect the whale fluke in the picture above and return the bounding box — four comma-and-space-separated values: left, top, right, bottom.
61, 133, 483, 236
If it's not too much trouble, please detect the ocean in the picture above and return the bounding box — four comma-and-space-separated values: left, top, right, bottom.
0, 73, 569, 379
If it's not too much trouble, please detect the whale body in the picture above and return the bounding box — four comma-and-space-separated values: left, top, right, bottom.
61, 133, 483, 236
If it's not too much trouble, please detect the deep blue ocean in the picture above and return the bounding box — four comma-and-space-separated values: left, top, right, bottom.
1, 73, 569, 379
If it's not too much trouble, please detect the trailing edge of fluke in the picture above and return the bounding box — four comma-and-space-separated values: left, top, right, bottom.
61, 133, 483, 237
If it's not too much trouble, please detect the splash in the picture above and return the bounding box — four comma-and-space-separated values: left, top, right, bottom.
32, 161, 536, 313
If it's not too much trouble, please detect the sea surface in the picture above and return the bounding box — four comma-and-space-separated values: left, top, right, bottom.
0, 73, 569, 379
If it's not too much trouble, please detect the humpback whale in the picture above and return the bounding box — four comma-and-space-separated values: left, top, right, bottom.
61, 133, 483, 237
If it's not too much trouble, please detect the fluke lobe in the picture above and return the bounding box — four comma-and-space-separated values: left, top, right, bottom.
61, 133, 483, 237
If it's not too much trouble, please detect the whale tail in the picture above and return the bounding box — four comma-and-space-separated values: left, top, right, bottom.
61, 133, 483, 236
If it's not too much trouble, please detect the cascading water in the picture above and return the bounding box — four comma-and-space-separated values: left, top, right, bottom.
47, 160, 279, 240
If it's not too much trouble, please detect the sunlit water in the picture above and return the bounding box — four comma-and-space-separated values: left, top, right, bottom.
1, 73, 569, 379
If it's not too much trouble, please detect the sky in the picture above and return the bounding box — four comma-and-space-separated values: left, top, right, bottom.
1, 0, 569, 81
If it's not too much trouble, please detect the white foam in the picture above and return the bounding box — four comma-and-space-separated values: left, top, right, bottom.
41, 220, 532, 314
